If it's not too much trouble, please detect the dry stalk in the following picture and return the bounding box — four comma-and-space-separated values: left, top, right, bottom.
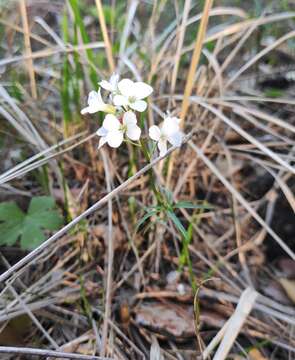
95, 0, 115, 72
100, 150, 114, 357
166, 0, 213, 187
19, 0, 37, 99
212, 287, 258, 359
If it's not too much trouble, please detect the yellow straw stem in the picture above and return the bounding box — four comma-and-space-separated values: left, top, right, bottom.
95, 0, 115, 73
166, 0, 213, 187
19, 0, 37, 99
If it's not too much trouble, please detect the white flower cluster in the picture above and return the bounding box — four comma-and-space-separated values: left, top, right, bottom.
81, 74, 183, 156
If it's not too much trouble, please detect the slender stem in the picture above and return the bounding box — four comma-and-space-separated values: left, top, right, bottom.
139, 138, 163, 205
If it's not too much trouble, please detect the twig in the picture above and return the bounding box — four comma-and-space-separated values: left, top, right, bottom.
0, 346, 109, 359
19, 0, 37, 99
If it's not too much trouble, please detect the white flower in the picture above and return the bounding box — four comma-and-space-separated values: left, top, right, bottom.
99, 73, 119, 93
149, 116, 183, 156
97, 111, 141, 148
81, 89, 115, 115
113, 79, 153, 112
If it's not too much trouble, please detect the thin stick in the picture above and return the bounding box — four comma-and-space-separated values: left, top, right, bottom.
166, 0, 213, 186
0, 132, 193, 284
0, 346, 108, 359
19, 0, 37, 99
95, 0, 115, 72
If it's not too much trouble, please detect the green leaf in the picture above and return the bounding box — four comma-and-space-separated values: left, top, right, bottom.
0, 202, 24, 222
173, 201, 213, 210
166, 210, 187, 240
0, 196, 63, 250
135, 210, 157, 232
21, 222, 45, 249
28, 196, 55, 214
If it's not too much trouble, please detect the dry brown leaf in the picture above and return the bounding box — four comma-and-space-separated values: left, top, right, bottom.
135, 302, 195, 338
279, 278, 295, 304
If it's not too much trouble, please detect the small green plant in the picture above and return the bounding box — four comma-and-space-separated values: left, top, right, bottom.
81, 74, 213, 290
0, 196, 63, 250
136, 188, 213, 290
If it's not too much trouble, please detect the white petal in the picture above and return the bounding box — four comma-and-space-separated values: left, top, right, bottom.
81, 106, 91, 115
96, 126, 108, 137
110, 73, 119, 88
99, 80, 113, 91
149, 125, 161, 141
167, 131, 183, 147
133, 82, 153, 99
118, 79, 135, 97
127, 124, 141, 141
98, 136, 107, 149
113, 94, 129, 107
81, 90, 106, 114
130, 100, 147, 112
106, 130, 124, 148
123, 111, 137, 126
81, 104, 101, 114
102, 114, 120, 131
158, 139, 167, 157
162, 116, 180, 136
88, 90, 99, 105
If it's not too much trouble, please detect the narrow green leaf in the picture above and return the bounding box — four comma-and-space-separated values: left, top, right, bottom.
173, 201, 213, 210
166, 210, 187, 239
136, 210, 157, 232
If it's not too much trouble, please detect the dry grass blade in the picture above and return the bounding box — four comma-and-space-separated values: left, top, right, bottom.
19, 0, 37, 99
180, 0, 213, 120
0, 42, 105, 67
0, 132, 193, 284
0, 346, 109, 359
213, 288, 258, 359
188, 141, 295, 260
203, 288, 258, 359
95, 0, 115, 72
100, 150, 113, 357
226, 30, 295, 88
195, 100, 295, 174
166, 0, 213, 186
170, 0, 191, 95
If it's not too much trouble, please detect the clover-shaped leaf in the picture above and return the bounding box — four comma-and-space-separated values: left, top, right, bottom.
0, 196, 63, 250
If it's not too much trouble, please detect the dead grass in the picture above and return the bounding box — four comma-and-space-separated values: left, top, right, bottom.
0, 1, 295, 359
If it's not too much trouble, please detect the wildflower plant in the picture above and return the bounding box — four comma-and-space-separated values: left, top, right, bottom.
81, 74, 209, 282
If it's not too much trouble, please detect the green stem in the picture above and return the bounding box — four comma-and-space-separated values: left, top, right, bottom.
139, 138, 163, 205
